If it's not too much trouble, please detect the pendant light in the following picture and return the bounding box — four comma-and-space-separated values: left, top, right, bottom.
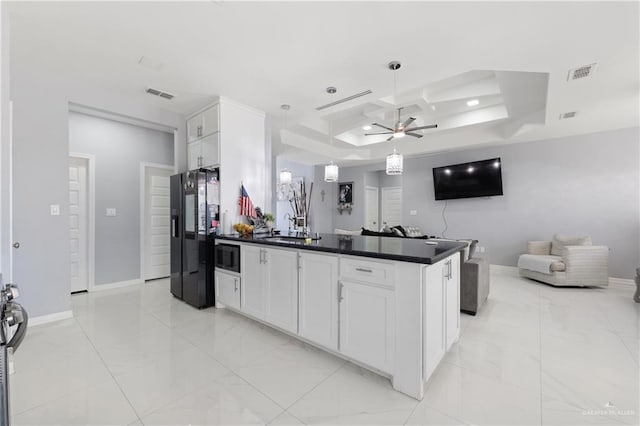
324, 116, 339, 182
279, 168, 292, 185
279, 104, 293, 185
386, 148, 403, 175
386, 61, 404, 175
323, 88, 339, 182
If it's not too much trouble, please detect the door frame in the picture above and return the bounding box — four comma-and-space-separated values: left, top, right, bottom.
140, 162, 174, 282
69, 152, 95, 292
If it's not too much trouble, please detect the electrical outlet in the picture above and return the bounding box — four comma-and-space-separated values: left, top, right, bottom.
410, 210, 417, 216
477, 246, 486, 253
106, 208, 117, 217
50, 204, 60, 216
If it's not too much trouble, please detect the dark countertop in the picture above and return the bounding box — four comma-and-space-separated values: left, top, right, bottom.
216, 233, 466, 265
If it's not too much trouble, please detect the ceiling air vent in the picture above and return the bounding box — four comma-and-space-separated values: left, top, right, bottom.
145, 87, 175, 100
559, 111, 577, 120
315, 90, 373, 111
567, 63, 597, 81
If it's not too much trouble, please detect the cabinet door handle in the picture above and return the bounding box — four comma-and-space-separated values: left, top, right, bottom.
234, 278, 238, 292
297, 253, 301, 270
259, 249, 263, 264
338, 281, 344, 302
355, 267, 372, 273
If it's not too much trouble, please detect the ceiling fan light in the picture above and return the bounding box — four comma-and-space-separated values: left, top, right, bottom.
386, 149, 403, 175
393, 131, 405, 139
324, 161, 339, 182
279, 169, 292, 185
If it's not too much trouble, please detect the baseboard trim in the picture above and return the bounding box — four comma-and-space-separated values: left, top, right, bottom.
609, 277, 635, 288
29, 310, 74, 327
91, 278, 143, 292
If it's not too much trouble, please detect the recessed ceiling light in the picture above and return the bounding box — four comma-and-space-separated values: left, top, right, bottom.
430, 105, 437, 111
466, 99, 479, 107
362, 125, 372, 131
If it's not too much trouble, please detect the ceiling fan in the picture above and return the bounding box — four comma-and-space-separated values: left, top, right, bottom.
364, 107, 438, 141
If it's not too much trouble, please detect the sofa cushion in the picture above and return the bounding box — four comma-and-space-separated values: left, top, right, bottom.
551, 234, 592, 256
518, 254, 565, 274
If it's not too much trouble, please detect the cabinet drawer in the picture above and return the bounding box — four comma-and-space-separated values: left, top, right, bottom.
339, 257, 394, 288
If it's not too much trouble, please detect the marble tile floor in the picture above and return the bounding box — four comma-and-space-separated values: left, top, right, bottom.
8, 270, 639, 425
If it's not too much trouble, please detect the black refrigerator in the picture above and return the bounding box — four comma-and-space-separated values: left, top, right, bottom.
170, 169, 220, 308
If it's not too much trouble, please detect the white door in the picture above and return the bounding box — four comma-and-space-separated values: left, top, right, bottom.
265, 248, 298, 333
339, 280, 395, 373
298, 252, 339, 350
144, 166, 172, 280
69, 157, 88, 293
381, 187, 402, 227
364, 186, 379, 230
241, 245, 268, 320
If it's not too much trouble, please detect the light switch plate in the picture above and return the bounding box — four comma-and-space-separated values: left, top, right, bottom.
410, 210, 417, 216
106, 208, 117, 217
50, 204, 60, 216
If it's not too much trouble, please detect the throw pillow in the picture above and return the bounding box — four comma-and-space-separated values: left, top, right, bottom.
391, 226, 405, 237
550, 234, 592, 256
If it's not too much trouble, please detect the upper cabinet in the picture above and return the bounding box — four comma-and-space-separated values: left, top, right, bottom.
185, 97, 267, 231
187, 104, 219, 143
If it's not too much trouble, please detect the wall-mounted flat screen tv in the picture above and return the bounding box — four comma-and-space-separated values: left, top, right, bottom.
432, 157, 503, 200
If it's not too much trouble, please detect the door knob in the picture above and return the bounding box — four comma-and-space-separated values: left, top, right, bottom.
12, 242, 20, 249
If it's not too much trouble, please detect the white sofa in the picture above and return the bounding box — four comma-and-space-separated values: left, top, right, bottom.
517, 235, 609, 287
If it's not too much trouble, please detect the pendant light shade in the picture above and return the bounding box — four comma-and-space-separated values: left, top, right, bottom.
324, 161, 339, 182
279, 169, 292, 185
386, 149, 403, 175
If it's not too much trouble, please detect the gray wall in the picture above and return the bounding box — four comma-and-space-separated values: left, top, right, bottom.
69, 112, 174, 285
322, 127, 639, 279
9, 58, 183, 318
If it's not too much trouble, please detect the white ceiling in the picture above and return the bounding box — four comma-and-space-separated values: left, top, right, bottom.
7, 1, 639, 166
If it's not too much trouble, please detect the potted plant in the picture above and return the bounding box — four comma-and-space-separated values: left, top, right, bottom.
264, 213, 275, 230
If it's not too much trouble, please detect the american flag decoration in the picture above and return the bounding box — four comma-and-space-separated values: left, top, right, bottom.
238, 184, 257, 217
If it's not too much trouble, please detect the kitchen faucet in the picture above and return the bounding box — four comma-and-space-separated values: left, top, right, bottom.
283, 213, 293, 234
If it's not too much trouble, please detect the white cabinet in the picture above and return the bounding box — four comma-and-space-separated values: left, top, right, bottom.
240, 245, 267, 320
444, 254, 460, 350
265, 248, 298, 333
423, 262, 445, 380
339, 280, 395, 373
215, 270, 240, 310
423, 252, 460, 380
298, 252, 339, 350
187, 104, 219, 142
187, 133, 219, 170
239, 244, 298, 333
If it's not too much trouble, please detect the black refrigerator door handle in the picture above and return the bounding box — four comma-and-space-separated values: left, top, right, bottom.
172, 216, 179, 238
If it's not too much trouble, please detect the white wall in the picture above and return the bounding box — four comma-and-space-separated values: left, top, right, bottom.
0, 4, 10, 283
69, 112, 174, 286
9, 61, 184, 318
326, 127, 640, 279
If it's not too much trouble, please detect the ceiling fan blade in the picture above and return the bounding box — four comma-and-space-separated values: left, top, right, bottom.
372, 123, 394, 131
400, 116, 416, 129
405, 132, 423, 138
406, 124, 438, 131
364, 131, 393, 136
386, 135, 395, 142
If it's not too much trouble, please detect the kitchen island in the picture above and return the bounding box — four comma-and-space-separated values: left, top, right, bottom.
214, 233, 466, 400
